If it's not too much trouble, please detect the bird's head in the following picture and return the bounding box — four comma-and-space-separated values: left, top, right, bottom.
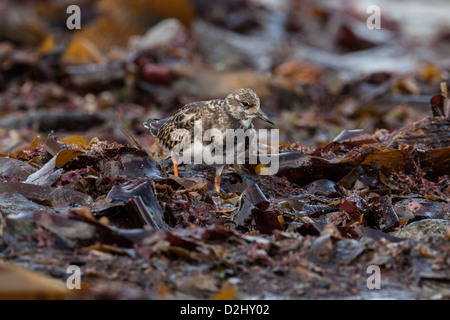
224, 88, 274, 127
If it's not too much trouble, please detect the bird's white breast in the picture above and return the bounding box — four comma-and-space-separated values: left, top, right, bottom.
240, 117, 253, 128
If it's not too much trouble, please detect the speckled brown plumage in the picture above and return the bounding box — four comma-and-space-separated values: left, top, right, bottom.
144, 88, 273, 155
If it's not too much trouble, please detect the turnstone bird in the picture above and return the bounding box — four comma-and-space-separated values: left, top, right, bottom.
144, 88, 274, 192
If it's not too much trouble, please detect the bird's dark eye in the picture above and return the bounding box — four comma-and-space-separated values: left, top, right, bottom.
241, 101, 249, 107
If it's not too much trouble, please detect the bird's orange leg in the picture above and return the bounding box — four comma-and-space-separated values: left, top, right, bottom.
214, 173, 221, 193
214, 165, 225, 193
173, 156, 179, 177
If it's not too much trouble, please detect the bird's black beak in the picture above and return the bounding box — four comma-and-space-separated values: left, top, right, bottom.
257, 109, 275, 125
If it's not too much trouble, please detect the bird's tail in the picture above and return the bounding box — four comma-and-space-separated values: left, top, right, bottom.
143, 118, 170, 136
